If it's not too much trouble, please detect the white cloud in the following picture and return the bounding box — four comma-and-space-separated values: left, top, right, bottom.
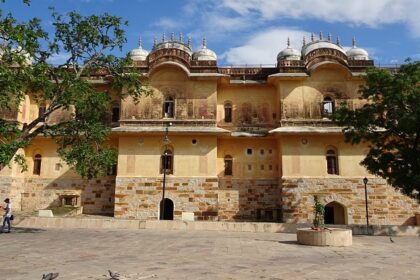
218, 0, 420, 37
151, 17, 184, 30
221, 28, 310, 65
183, 0, 420, 38
47, 53, 70, 65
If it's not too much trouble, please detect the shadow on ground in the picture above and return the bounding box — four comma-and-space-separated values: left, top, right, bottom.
1, 227, 46, 234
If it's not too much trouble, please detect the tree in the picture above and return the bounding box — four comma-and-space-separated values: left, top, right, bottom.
333, 60, 420, 196
0, 2, 150, 179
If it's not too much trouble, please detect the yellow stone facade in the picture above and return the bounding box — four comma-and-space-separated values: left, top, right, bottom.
1, 35, 419, 225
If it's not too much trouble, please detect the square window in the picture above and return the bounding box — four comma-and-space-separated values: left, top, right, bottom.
247, 164, 252, 171
247, 148, 253, 155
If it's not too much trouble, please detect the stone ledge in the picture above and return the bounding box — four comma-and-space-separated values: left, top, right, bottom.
14, 217, 420, 236
16, 217, 296, 233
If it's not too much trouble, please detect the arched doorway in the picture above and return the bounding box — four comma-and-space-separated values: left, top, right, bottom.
324, 201, 346, 225
160, 198, 174, 220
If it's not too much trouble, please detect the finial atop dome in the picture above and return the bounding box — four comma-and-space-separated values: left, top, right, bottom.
319, 31, 323, 40
328, 32, 332, 42
192, 37, 217, 61
336, 36, 340, 46
179, 32, 183, 43
302, 36, 306, 47
170, 32, 174, 41
311, 32, 314, 42
346, 36, 368, 60
187, 36, 191, 48
287, 37, 291, 48
130, 37, 149, 62
162, 32, 166, 42
153, 37, 157, 47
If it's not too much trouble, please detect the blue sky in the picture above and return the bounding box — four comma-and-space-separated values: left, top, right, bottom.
2, 0, 420, 66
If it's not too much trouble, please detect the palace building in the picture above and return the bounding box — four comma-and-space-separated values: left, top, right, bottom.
1, 32, 419, 225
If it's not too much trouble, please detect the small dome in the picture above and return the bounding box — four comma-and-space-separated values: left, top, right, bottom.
277, 38, 301, 61
130, 39, 149, 61
192, 38, 217, 61
13, 46, 32, 65
346, 37, 368, 60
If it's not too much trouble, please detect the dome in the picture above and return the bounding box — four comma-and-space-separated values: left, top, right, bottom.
301, 32, 346, 57
192, 38, 217, 61
346, 38, 369, 60
151, 32, 193, 56
130, 39, 149, 61
302, 41, 346, 57
10, 46, 32, 65
277, 38, 301, 60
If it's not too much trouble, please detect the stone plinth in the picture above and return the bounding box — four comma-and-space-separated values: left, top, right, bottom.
297, 228, 352, 246
38, 210, 54, 217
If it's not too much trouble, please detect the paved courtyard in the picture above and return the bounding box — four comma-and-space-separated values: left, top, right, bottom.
0, 227, 419, 280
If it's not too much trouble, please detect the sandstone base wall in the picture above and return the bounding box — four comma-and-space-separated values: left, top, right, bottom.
0, 176, 115, 215
282, 177, 420, 225
115, 177, 219, 220
218, 178, 281, 221
115, 177, 281, 222
0, 176, 24, 210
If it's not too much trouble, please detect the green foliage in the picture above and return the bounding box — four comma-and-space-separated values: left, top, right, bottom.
0, 2, 149, 178
313, 196, 325, 229
333, 61, 420, 195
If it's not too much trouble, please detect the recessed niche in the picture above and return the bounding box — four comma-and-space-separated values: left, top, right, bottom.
192, 139, 197, 145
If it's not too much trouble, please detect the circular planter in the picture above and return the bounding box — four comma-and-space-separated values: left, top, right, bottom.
297, 228, 352, 247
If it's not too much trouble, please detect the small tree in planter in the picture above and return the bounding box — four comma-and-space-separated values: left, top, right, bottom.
312, 196, 325, 230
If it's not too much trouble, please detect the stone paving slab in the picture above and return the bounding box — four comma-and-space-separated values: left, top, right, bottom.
0, 227, 419, 280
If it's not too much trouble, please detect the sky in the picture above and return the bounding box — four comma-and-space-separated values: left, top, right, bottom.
2, 0, 420, 66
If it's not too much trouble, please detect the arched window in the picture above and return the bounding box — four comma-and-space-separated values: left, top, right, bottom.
33, 154, 42, 175
326, 149, 339, 175
160, 149, 173, 174
224, 155, 233, 176
322, 97, 334, 116
224, 102, 232, 123
111, 102, 120, 123
163, 96, 175, 118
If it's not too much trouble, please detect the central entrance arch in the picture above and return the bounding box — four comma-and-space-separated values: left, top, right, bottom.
324, 201, 346, 225
160, 198, 174, 220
